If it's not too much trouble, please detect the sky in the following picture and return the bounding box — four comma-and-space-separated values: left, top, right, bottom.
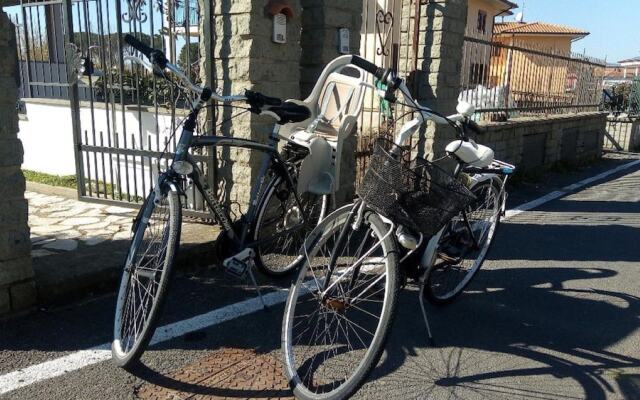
501, 0, 639, 63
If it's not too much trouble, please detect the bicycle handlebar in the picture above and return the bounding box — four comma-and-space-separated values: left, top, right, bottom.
351, 56, 386, 81
123, 34, 246, 104
124, 35, 153, 59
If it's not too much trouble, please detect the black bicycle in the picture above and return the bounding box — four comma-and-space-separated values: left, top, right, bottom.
111, 35, 328, 367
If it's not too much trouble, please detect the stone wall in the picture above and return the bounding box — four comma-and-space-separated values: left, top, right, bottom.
210, 0, 302, 210
0, 11, 35, 315
299, 1, 362, 205
476, 112, 607, 171
299, 0, 362, 98
409, 0, 468, 159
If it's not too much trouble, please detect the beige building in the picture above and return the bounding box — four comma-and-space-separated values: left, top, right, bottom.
490, 21, 589, 100
466, 0, 517, 40
619, 56, 640, 79
461, 0, 517, 87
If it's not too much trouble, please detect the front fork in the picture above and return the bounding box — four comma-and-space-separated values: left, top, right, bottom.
126, 174, 178, 270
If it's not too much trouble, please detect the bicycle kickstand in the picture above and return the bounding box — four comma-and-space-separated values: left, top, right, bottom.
418, 270, 435, 346
247, 267, 268, 311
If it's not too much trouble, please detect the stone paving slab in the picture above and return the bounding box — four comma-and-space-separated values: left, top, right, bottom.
26, 191, 135, 259
25, 187, 221, 306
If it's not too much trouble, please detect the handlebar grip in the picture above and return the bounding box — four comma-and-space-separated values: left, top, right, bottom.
351, 56, 385, 81
124, 34, 153, 58
244, 90, 282, 113
125, 34, 167, 70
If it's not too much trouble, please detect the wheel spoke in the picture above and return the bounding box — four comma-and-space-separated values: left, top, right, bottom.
114, 190, 177, 361
429, 183, 502, 300
284, 208, 396, 397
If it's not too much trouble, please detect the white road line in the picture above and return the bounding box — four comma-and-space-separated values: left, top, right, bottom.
2, 157, 639, 395
503, 158, 640, 220
0, 289, 289, 395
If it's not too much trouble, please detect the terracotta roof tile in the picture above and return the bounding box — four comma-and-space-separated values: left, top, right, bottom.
494, 22, 589, 36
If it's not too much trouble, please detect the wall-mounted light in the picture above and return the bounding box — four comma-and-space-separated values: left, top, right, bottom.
266, 0, 295, 44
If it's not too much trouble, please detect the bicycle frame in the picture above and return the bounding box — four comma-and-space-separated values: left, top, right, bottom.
189, 126, 307, 247
315, 79, 515, 290
136, 109, 309, 256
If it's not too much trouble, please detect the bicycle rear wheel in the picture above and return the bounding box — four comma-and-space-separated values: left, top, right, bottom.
425, 180, 502, 304
254, 174, 327, 276
282, 204, 399, 400
112, 184, 181, 368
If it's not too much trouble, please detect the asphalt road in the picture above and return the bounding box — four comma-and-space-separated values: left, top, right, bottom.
1, 156, 639, 400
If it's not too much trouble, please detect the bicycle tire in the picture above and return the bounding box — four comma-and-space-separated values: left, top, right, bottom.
424, 180, 502, 305
253, 174, 328, 276
282, 204, 399, 400
112, 186, 181, 368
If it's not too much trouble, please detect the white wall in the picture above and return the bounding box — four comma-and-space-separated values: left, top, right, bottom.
19, 101, 76, 175
19, 99, 186, 198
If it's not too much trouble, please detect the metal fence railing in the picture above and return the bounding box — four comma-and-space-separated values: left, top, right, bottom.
604, 116, 640, 152
459, 36, 606, 121
6, 0, 216, 217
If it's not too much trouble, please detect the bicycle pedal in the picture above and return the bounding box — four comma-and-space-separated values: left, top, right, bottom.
437, 252, 461, 265
223, 248, 255, 278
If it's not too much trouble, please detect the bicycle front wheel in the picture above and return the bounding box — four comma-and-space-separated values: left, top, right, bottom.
282, 204, 399, 400
112, 185, 181, 368
253, 174, 328, 276
425, 180, 502, 304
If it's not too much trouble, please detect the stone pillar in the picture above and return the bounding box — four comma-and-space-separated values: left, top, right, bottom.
413, 0, 468, 159
210, 0, 302, 211
299, 0, 362, 98
0, 11, 35, 315
299, 0, 362, 204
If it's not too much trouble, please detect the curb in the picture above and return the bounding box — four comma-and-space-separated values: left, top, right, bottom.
34, 225, 220, 307
26, 181, 78, 199
27, 182, 221, 307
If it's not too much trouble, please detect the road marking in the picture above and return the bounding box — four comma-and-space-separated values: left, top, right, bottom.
0, 289, 289, 395
1, 157, 639, 395
504, 158, 640, 220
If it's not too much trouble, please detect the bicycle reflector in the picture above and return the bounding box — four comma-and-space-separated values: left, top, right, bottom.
172, 161, 193, 175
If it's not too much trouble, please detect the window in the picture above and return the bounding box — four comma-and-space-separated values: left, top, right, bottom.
477, 10, 487, 34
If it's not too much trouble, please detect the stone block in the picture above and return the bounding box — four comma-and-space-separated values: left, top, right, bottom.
0, 198, 28, 227
0, 138, 23, 167
9, 280, 36, 311
0, 288, 9, 314
0, 108, 18, 138
0, 257, 33, 286
0, 166, 26, 200
0, 226, 30, 261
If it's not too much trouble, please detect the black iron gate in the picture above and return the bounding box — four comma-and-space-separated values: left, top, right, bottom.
10, 0, 214, 216
356, 0, 425, 187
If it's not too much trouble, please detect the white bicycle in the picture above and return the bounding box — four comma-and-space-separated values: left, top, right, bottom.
281, 57, 515, 400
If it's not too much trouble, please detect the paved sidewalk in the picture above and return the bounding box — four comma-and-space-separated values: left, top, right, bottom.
27, 191, 135, 258
25, 187, 219, 306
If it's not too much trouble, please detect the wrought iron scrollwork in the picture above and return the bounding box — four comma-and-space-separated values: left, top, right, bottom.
122, 0, 148, 23
375, 10, 394, 57
152, 0, 185, 25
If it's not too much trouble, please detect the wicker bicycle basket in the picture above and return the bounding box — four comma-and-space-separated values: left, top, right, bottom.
356, 138, 476, 236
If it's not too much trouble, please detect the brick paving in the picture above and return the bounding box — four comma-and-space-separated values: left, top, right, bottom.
26, 191, 135, 258
136, 348, 293, 400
